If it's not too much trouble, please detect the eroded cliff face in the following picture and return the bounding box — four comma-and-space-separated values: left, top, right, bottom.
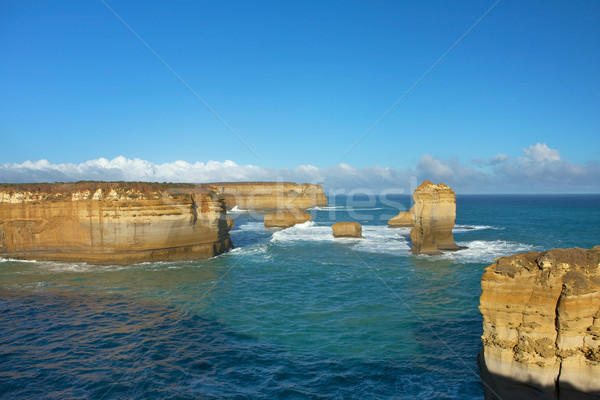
409, 180, 460, 255
207, 182, 327, 211
0, 182, 233, 264
479, 246, 600, 400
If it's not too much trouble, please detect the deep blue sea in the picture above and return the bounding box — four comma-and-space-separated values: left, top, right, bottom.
1, 195, 599, 399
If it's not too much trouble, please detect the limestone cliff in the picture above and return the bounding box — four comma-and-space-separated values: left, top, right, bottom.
479, 246, 600, 399
0, 182, 233, 264
410, 181, 460, 255
207, 182, 327, 211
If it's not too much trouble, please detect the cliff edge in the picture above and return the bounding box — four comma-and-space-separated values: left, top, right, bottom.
0, 182, 233, 264
479, 246, 600, 399
207, 182, 327, 211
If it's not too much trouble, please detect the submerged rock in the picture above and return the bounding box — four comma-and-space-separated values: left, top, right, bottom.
410, 180, 461, 255
479, 246, 600, 399
263, 209, 311, 228
332, 222, 363, 238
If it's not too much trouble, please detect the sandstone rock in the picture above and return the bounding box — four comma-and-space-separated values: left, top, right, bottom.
0, 182, 233, 264
332, 222, 363, 238
479, 246, 600, 399
410, 180, 461, 255
264, 209, 311, 228
208, 182, 327, 211
388, 206, 415, 227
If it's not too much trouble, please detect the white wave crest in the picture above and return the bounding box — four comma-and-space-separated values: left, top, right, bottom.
229, 205, 250, 213
307, 206, 345, 211
0, 258, 38, 263
231, 221, 266, 233
433, 240, 537, 264
307, 206, 385, 212
453, 224, 499, 233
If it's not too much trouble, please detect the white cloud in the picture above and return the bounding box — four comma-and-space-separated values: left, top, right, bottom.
417, 154, 454, 180
1, 143, 598, 193
522, 143, 560, 162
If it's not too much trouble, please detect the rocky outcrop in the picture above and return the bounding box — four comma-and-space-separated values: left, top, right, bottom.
479, 246, 600, 399
208, 182, 327, 211
264, 210, 311, 228
388, 206, 415, 228
0, 182, 233, 264
410, 181, 461, 255
332, 222, 363, 238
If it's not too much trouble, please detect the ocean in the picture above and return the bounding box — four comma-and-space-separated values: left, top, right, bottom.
1, 194, 599, 399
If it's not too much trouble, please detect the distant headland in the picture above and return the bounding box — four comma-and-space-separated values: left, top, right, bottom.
0, 181, 327, 264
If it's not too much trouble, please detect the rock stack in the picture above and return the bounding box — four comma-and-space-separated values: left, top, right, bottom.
406, 180, 460, 255
388, 206, 415, 228
263, 209, 312, 228
479, 246, 600, 399
332, 222, 363, 238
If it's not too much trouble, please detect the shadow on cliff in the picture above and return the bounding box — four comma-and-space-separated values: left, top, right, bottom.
478, 351, 600, 400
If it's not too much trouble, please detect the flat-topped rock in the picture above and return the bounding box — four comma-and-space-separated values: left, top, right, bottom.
479, 246, 600, 399
332, 222, 363, 238
208, 182, 327, 211
0, 182, 233, 264
264, 209, 311, 228
410, 180, 461, 255
388, 206, 415, 227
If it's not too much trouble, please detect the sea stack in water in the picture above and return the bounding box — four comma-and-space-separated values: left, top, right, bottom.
388, 206, 415, 228
0, 182, 233, 264
410, 180, 460, 255
332, 222, 363, 238
208, 182, 328, 211
479, 246, 600, 399
264, 209, 311, 228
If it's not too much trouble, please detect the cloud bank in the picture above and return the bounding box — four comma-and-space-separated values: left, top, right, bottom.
1, 143, 598, 193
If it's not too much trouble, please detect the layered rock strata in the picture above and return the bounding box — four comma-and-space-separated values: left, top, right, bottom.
479, 246, 600, 399
409, 181, 461, 255
388, 206, 415, 228
264, 210, 311, 228
332, 222, 363, 238
0, 182, 233, 264
208, 182, 327, 211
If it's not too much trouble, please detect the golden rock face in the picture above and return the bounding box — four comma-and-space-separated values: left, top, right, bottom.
479, 246, 600, 399
388, 206, 415, 228
263, 209, 311, 228
208, 182, 327, 211
0, 182, 233, 264
409, 180, 460, 255
332, 222, 363, 238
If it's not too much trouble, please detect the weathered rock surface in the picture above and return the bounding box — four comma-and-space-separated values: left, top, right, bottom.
479, 246, 600, 399
332, 222, 363, 238
208, 182, 327, 211
0, 182, 233, 264
388, 206, 415, 227
410, 180, 461, 255
264, 210, 311, 228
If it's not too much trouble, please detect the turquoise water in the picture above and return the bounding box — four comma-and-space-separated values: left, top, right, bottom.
1, 195, 599, 399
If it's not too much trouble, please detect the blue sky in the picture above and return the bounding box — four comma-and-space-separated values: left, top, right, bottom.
1, 1, 599, 192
